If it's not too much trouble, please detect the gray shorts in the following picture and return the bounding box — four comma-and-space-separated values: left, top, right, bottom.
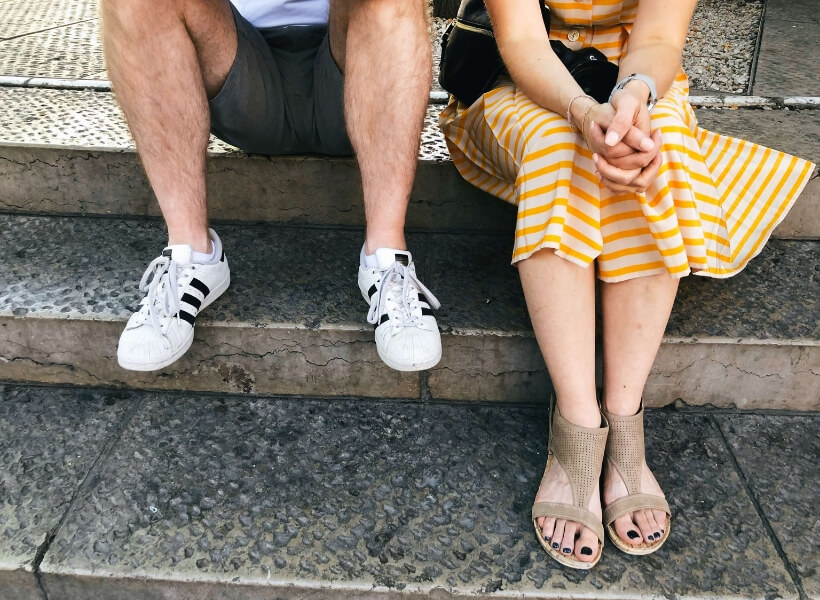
209, 5, 353, 156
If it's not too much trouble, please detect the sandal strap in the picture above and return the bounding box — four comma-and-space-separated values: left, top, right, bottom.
532, 502, 605, 543
602, 405, 645, 494
603, 493, 670, 526
550, 407, 609, 510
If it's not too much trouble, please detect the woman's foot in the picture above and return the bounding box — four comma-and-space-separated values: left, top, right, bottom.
602, 458, 667, 546
535, 462, 602, 564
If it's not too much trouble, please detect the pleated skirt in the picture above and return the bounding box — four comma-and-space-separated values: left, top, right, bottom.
439, 75, 815, 282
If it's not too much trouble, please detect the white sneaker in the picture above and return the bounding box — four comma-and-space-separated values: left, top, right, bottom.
117, 229, 230, 371
358, 248, 442, 371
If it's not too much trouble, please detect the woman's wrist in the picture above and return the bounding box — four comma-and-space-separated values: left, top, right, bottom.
569, 95, 598, 131
623, 79, 652, 103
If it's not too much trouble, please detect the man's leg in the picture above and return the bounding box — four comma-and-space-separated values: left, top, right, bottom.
328, 0, 431, 253
328, 0, 441, 372
101, 0, 236, 371
100, 0, 237, 252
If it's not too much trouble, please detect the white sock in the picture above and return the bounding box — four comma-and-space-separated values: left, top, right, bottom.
192, 233, 220, 264
360, 244, 379, 268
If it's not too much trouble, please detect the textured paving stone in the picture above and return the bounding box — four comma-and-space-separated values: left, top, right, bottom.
0, 215, 817, 406
36, 392, 797, 599
717, 414, 820, 600
753, 0, 820, 96
0, 0, 760, 93
0, 384, 132, 599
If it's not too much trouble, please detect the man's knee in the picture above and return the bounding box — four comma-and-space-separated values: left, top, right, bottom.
100, 0, 184, 37
350, 0, 428, 28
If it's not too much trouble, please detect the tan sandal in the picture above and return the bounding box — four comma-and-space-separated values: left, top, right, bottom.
532, 402, 609, 570
602, 404, 671, 555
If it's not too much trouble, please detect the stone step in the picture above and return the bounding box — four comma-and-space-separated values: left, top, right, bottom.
0, 86, 818, 237
1, 214, 817, 409
1, 383, 816, 600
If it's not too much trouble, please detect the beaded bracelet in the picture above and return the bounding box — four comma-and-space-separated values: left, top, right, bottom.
566, 94, 595, 132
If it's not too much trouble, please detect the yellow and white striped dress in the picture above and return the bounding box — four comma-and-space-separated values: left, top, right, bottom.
439, 0, 816, 282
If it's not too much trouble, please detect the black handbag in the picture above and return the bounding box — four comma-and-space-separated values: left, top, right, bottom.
439, 0, 619, 106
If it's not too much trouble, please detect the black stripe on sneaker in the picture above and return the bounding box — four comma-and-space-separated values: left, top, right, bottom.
178, 310, 196, 326
368, 284, 378, 299
379, 313, 390, 326
418, 293, 428, 304
220, 251, 225, 262
180, 293, 202, 310
189, 278, 210, 297
421, 307, 434, 316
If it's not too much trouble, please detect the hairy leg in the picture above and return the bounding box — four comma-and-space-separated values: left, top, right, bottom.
328, 0, 431, 252
601, 273, 679, 545
100, 0, 237, 252
518, 250, 602, 563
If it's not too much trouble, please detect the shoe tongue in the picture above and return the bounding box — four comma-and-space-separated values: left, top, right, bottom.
375, 248, 412, 270
163, 244, 194, 265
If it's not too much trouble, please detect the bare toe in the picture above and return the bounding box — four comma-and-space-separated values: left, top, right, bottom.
633, 510, 655, 542
560, 522, 578, 555
642, 509, 662, 542
540, 517, 556, 543
652, 509, 668, 532
551, 519, 567, 551
614, 514, 643, 545
575, 526, 599, 562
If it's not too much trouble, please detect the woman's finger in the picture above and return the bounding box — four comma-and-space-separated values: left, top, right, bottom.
603, 94, 640, 147
622, 124, 656, 153
630, 148, 663, 189
593, 154, 641, 186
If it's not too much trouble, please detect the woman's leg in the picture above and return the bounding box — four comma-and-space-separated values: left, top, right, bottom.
600, 273, 679, 545
518, 249, 601, 563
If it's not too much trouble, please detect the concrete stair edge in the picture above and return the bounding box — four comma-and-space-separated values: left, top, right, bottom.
0, 87, 818, 238
1, 215, 817, 410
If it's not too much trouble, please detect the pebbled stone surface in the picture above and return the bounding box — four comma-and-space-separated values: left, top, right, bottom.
36, 389, 797, 599
753, 0, 820, 96
0, 384, 131, 597
716, 414, 820, 599
0, 215, 817, 340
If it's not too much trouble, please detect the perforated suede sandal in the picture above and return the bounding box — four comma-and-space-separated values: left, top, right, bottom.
602, 404, 671, 555
532, 402, 609, 570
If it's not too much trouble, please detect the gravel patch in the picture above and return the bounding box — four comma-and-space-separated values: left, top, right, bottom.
684, 0, 764, 93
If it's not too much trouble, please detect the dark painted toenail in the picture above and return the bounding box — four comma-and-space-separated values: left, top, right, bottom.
562, 548, 571, 554
654, 532, 661, 539
552, 542, 559, 549
580, 547, 593, 556
627, 530, 640, 540
544, 535, 550, 542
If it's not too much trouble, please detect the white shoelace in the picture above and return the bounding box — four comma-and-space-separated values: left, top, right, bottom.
137, 255, 184, 337
367, 262, 441, 330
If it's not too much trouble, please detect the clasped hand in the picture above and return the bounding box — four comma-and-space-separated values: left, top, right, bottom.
582, 91, 662, 194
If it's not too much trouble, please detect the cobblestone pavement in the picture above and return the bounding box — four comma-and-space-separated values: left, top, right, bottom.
0, 384, 817, 599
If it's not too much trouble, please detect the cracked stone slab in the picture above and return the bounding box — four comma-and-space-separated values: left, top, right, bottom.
0, 215, 818, 407
716, 414, 820, 599
0, 86, 817, 237
753, 0, 820, 96
0, 19, 102, 79
0, 384, 131, 599
0, 0, 98, 42
36, 391, 797, 599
